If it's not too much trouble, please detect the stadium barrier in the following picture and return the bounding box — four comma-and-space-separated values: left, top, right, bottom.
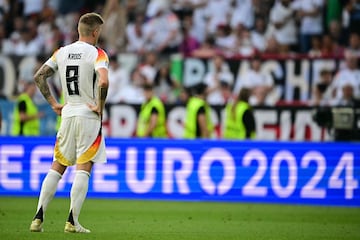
0, 136, 359, 207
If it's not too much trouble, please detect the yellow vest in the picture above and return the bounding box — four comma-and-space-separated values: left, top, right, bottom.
223, 101, 255, 139
136, 97, 167, 137
12, 93, 40, 136
184, 97, 213, 139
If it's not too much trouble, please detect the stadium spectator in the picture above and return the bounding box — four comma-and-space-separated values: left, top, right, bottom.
153, 62, 181, 103
178, 14, 201, 56
125, 11, 148, 54
184, 82, 214, 138
250, 16, 267, 52
234, 55, 274, 106
343, 0, 360, 35
214, 24, 237, 56
320, 33, 344, 57
29, 12, 109, 234
293, 0, 325, 53
330, 50, 360, 104
18, 18, 44, 56
204, 0, 232, 36
11, 81, 43, 136
139, 51, 158, 84
117, 66, 146, 104
144, 1, 182, 54
204, 54, 234, 105
136, 83, 167, 137
235, 26, 256, 57
191, 36, 219, 58
328, 19, 346, 46
310, 68, 335, 106
101, 0, 127, 55
230, 0, 255, 31
223, 87, 256, 139
37, 9, 63, 55
347, 32, 360, 55
268, 0, 297, 54
308, 35, 322, 57
22, 0, 44, 20
106, 55, 130, 104
189, 0, 208, 43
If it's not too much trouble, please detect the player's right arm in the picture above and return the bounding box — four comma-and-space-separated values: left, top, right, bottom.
34, 64, 63, 116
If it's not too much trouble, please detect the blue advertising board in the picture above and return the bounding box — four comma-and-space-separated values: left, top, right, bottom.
0, 137, 359, 206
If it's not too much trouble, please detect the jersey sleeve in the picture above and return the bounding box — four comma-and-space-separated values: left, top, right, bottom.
94, 48, 109, 71
45, 49, 59, 71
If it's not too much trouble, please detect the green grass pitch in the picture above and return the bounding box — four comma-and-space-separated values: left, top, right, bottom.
0, 197, 359, 240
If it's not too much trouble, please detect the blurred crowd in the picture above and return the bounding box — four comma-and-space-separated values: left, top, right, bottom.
1, 0, 360, 108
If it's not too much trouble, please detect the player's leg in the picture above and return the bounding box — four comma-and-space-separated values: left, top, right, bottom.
64, 161, 93, 233
30, 161, 67, 232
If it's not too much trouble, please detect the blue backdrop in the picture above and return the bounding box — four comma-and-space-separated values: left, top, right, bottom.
0, 137, 359, 206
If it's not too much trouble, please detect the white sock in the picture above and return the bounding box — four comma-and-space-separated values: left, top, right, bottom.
69, 170, 90, 226
36, 169, 62, 218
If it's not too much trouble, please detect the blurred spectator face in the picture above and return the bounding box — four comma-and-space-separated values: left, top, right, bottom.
143, 87, 153, 100
329, 20, 341, 38
254, 17, 266, 33
320, 70, 333, 85
280, 0, 291, 7
251, 58, 261, 71
265, 37, 279, 53
349, 33, 360, 49
213, 55, 224, 71
342, 84, 354, 101
311, 36, 321, 50
322, 35, 333, 49
345, 50, 358, 69
145, 52, 157, 65
132, 68, 145, 87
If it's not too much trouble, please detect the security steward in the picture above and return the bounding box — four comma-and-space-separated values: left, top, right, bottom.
223, 87, 256, 139
12, 81, 43, 136
136, 83, 167, 138
183, 82, 214, 138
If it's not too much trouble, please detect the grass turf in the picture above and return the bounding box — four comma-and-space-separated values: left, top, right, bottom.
0, 197, 359, 240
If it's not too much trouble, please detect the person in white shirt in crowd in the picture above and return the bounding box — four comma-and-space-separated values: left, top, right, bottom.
14, 18, 44, 56
23, 0, 44, 19
347, 32, 360, 56
292, 0, 324, 53
330, 50, 360, 105
125, 12, 148, 54
268, 0, 297, 54
310, 68, 334, 106
153, 62, 181, 103
106, 55, 130, 104
235, 26, 256, 57
139, 51, 158, 84
204, 0, 232, 36
250, 16, 267, 52
214, 24, 237, 57
144, 1, 182, 54
117, 66, 146, 104
204, 54, 234, 105
230, 0, 255, 31
188, 0, 208, 43
234, 55, 274, 106
101, 0, 127, 55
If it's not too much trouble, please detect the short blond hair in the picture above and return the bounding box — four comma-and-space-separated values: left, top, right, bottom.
78, 12, 104, 37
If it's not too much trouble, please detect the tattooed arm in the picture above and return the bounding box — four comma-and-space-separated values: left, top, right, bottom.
34, 64, 63, 116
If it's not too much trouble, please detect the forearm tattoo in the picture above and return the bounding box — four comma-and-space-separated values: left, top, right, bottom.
99, 86, 108, 101
34, 65, 55, 101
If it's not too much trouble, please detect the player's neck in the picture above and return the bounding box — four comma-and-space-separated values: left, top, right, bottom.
78, 37, 96, 46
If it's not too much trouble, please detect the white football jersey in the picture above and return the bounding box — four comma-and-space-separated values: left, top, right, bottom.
46, 41, 109, 118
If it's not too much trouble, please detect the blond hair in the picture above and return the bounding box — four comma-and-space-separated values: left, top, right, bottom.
78, 12, 104, 37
